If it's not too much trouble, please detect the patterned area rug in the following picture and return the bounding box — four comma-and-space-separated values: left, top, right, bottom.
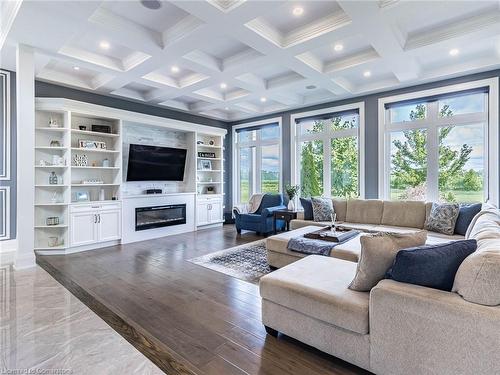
188, 240, 271, 284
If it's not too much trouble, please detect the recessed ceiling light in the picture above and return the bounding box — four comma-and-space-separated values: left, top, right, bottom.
260, 97, 267, 102
73, 66, 80, 71
363, 71, 371, 78
171, 65, 179, 73
449, 48, 459, 56
305, 85, 316, 90
220, 83, 227, 89
140, 0, 162, 10
334, 44, 344, 52
99, 41, 110, 50
225, 107, 229, 110
292, 6, 304, 16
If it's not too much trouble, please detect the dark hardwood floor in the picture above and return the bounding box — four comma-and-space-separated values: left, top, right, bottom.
37, 225, 370, 375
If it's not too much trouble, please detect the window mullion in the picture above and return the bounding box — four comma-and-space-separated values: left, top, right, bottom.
250, 147, 256, 197
427, 101, 439, 201
255, 146, 262, 194
324, 135, 332, 198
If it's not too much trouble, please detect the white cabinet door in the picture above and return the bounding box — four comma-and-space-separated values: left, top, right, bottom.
208, 201, 222, 223
98, 209, 121, 242
197, 202, 209, 226
70, 211, 98, 247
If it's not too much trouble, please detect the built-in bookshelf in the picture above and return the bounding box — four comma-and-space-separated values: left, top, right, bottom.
195, 133, 225, 226
196, 133, 224, 197
34, 108, 122, 251
33, 98, 227, 253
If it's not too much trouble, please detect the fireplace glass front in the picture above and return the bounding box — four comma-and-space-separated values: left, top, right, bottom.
135, 204, 186, 231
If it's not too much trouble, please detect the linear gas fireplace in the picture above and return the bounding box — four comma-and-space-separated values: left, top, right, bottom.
135, 204, 186, 231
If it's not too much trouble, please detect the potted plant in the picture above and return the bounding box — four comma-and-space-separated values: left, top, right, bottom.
285, 184, 300, 211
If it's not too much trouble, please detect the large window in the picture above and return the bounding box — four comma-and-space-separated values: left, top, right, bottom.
292, 103, 365, 199
379, 79, 499, 204
233, 120, 281, 204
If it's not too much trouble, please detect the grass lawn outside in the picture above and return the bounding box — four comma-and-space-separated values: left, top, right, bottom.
390, 189, 483, 203
239, 180, 279, 202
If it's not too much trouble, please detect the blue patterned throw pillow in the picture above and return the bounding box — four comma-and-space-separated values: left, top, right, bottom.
425, 203, 460, 235
311, 197, 334, 222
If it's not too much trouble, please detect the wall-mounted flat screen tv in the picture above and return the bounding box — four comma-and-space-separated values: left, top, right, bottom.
126, 144, 187, 181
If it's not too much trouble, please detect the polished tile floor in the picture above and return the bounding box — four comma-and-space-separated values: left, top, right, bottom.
0, 265, 162, 374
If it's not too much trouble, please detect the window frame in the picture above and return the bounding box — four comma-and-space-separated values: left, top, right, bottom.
232, 117, 282, 205
378, 78, 499, 205
290, 102, 366, 199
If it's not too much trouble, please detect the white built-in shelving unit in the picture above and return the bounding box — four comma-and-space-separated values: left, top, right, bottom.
34, 105, 122, 252
196, 133, 224, 226
34, 98, 227, 255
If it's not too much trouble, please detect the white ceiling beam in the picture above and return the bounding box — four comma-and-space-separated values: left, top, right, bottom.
338, 0, 420, 82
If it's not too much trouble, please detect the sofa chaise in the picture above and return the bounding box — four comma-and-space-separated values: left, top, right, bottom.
260, 199, 500, 374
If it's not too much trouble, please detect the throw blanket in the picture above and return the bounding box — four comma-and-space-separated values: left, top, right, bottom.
233, 194, 264, 215
287, 231, 360, 256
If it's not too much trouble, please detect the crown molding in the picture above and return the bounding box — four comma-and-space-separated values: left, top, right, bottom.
324, 48, 380, 74
284, 11, 352, 48
405, 10, 500, 50
0, 0, 22, 50
207, 0, 246, 13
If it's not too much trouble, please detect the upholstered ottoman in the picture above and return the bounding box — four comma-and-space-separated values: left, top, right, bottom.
266, 225, 362, 268
260, 255, 371, 370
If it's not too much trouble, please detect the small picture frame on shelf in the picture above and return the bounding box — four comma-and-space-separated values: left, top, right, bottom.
74, 191, 90, 202
198, 160, 212, 171
46, 216, 60, 226
73, 154, 88, 167
198, 152, 215, 158
79, 125, 87, 131
91, 124, 111, 134
206, 186, 215, 194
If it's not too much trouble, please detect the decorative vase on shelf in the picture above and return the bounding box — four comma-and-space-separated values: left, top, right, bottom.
287, 199, 295, 211
49, 171, 58, 185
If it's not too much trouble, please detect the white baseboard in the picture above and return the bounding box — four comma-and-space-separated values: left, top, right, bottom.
0, 239, 17, 266
197, 222, 224, 230
35, 240, 121, 256
14, 251, 36, 269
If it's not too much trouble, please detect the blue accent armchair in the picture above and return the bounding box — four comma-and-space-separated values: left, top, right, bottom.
234, 194, 286, 235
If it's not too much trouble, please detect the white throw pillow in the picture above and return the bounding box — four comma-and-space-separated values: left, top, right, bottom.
425, 202, 459, 235
311, 197, 334, 222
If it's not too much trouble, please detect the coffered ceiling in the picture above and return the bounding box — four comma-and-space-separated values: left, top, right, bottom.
2, 0, 500, 122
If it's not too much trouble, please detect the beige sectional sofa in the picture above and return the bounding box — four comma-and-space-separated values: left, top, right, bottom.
260, 200, 500, 374
267, 199, 463, 268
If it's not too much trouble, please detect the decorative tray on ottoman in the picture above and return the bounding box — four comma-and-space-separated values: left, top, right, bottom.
304, 227, 359, 243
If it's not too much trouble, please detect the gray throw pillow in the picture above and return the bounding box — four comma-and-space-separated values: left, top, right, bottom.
349, 231, 428, 292
425, 203, 460, 235
311, 197, 334, 222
